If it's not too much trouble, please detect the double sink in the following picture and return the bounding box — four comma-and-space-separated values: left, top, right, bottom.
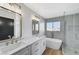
0, 36, 45, 55
0, 41, 26, 55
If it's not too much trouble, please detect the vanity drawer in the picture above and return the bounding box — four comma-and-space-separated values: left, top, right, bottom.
31, 40, 41, 55
31, 40, 40, 50
13, 46, 30, 55
31, 48, 40, 55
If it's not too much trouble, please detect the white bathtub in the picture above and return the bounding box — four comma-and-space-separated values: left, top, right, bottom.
46, 38, 62, 49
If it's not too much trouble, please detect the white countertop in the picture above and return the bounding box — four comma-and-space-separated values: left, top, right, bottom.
0, 36, 41, 55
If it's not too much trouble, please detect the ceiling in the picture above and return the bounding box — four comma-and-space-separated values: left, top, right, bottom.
24, 3, 79, 19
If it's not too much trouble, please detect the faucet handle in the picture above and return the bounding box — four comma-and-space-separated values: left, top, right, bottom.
6, 42, 9, 46
15, 40, 18, 43
12, 36, 15, 39
8, 35, 11, 39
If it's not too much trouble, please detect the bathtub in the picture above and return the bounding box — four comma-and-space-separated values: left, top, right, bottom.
45, 38, 62, 49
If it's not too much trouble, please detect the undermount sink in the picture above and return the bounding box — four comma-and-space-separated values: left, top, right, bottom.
0, 41, 26, 54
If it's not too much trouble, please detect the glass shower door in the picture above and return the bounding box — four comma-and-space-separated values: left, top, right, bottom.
64, 14, 79, 55
73, 14, 79, 54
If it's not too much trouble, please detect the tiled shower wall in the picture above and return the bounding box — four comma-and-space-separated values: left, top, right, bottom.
65, 14, 79, 49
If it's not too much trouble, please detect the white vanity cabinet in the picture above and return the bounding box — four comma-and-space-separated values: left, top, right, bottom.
12, 46, 30, 55
12, 37, 46, 55
31, 38, 46, 55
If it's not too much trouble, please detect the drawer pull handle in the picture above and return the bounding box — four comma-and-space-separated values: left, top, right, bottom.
35, 43, 39, 46
35, 49, 39, 52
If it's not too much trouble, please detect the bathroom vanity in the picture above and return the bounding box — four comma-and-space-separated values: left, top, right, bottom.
0, 36, 46, 55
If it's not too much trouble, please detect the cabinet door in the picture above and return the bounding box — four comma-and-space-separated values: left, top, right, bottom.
31, 40, 41, 55
42, 39, 46, 52
31, 38, 46, 55
12, 46, 30, 55
40, 38, 46, 54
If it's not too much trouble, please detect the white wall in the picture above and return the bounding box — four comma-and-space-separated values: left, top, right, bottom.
21, 4, 32, 38
14, 14, 21, 38
20, 4, 45, 38
39, 19, 45, 36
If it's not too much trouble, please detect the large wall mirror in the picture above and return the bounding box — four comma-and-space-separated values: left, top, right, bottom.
32, 16, 39, 35
0, 6, 22, 42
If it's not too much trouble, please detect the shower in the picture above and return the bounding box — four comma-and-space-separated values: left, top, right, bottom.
63, 10, 79, 55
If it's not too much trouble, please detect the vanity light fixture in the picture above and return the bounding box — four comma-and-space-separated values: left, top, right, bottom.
32, 15, 40, 21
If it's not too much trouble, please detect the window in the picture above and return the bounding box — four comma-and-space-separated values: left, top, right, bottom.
47, 21, 60, 31
47, 22, 53, 31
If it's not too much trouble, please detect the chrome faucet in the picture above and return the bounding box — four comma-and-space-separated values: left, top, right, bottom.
11, 36, 15, 44
5, 36, 18, 46
5, 35, 11, 46
8, 35, 14, 44
11, 36, 18, 44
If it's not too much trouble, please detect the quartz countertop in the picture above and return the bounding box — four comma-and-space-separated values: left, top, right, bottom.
0, 36, 41, 55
